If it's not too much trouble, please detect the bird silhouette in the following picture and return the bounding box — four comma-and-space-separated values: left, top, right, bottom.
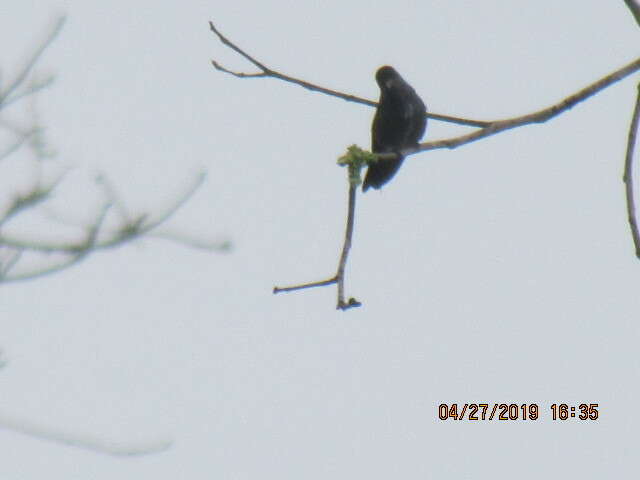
363, 66, 427, 191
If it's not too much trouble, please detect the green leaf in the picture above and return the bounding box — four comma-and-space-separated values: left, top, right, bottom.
337, 145, 377, 186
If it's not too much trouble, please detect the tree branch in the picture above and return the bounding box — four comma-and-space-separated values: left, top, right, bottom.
208, 21, 490, 128
402, 57, 640, 156
624, 0, 640, 27
0, 17, 65, 107
0, 178, 63, 230
624, 82, 640, 257
0, 412, 171, 456
274, 179, 361, 310
0, 172, 226, 283
0, 128, 36, 162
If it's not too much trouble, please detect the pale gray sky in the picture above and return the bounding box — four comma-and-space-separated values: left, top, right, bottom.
1, 1, 639, 479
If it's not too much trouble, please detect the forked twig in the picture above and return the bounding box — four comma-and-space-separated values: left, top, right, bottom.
209, 22, 490, 128
274, 181, 361, 310
0, 17, 65, 106
0, 172, 223, 283
209, 21, 640, 159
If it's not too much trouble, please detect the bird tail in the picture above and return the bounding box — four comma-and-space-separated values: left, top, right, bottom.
362, 156, 405, 192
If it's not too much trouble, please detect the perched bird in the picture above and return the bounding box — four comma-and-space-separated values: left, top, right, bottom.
362, 66, 427, 192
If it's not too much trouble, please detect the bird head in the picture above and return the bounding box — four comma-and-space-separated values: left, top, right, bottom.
375, 66, 401, 90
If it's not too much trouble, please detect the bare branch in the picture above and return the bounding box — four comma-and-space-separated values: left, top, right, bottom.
0, 202, 111, 283
0, 412, 172, 456
146, 231, 232, 252
210, 20, 640, 155
0, 129, 35, 162
141, 171, 207, 231
274, 177, 361, 310
0, 17, 65, 106
624, 82, 640, 257
403, 57, 640, 156
208, 22, 270, 72
0, 180, 60, 229
0, 172, 217, 283
274, 276, 337, 294
624, 0, 640, 27
0, 76, 55, 110
95, 173, 132, 223
208, 21, 489, 128
0, 249, 22, 278
0, 178, 195, 256
335, 183, 360, 310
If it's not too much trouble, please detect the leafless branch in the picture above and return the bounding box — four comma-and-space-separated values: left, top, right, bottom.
0, 249, 22, 279
0, 172, 223, 283
0, 17, 65, 107
0, 178, 62, 229
624, 0, 640, 27
403, 57, 640, 156
95, 173, 132, 223
274, 180, 361, 310
624, 82, 640, 257
0, 76, 56, 110
0, 129, 37, 162
208, 21, 490, 128
209, 21, 640, 158
0, 202, 111, 282
146, 231, 232, 252
0, 412, 172, 456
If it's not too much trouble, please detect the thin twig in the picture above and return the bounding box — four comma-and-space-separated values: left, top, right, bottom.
95, 173, 132, 223
2, 203, 112, 283
624, 0, 640, 27
0, 413, 172, 456
0, 173, 206, 254
0, 185, 55, 229
0, 173, 213, 283
335, 183, 360, 310
146, 232, 232, 252
273, 179, 361, 310
0, 250, 22, 278
0, 76, 55, 110
273, 276, 337, 294
402, 57, 640, 156
624, 82, 640, 257
0, 17, 65, 106
208, 21, 489, 128
143, 171, 207, 229
209, 20, 640, 156
0, 130, 34, 162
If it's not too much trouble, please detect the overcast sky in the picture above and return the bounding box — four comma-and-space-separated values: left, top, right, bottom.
1, 1, 639, 479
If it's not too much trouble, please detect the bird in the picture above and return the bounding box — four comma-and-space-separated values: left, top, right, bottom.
362, 66, 427, 192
